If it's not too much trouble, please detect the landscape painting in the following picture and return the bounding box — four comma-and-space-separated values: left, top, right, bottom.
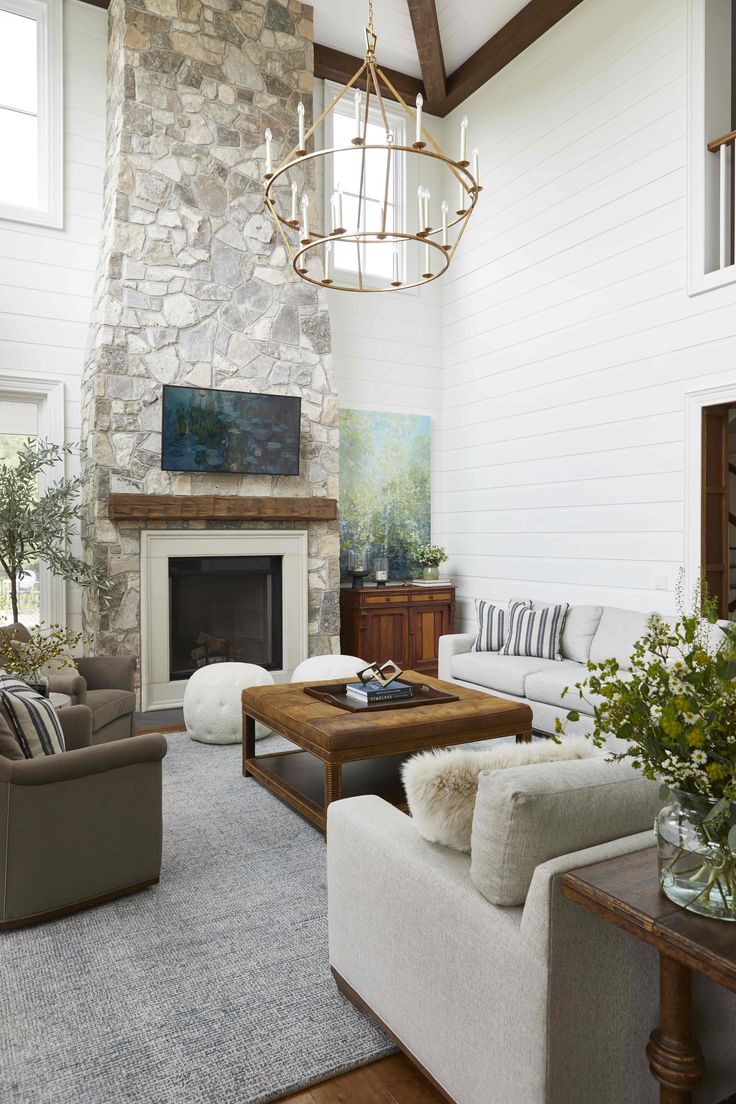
339, 409, 431, 582
161, 385, 301, 476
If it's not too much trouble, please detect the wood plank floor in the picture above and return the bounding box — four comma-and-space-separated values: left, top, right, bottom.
279, 1055, 445, 1104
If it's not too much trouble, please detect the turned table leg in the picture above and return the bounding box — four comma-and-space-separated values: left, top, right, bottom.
242, 712, 256, 777
646, 955, 705, 1103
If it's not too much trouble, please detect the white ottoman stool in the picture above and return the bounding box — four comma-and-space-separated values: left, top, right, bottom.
184, 662, 274, 744
291, 655, 365, 682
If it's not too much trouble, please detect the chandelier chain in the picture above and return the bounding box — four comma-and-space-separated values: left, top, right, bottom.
367, 0, 374, 34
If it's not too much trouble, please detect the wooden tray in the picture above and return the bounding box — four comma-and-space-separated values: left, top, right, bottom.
303, 681, 460, 712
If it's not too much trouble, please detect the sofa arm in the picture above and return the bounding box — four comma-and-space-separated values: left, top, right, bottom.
0, 732, 167, 785
58, 705, 93, 751
47, 671, 87, 705
75, 655, 136, 692
438, 632, 475, 680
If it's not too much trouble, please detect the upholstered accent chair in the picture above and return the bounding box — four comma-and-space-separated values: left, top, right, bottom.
0, 623, 137, 743
0, 705, 166, 929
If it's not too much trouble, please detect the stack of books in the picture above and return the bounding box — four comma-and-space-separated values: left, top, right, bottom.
345, 679, 414, 704
412, 578, 451, 587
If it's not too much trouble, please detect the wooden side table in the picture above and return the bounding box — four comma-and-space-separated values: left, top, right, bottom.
562, 848, 736, 1104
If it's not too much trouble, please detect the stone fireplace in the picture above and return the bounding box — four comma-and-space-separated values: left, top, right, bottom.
80, 0, 339, 697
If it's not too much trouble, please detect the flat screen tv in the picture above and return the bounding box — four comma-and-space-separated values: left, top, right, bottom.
161, 385, 301, 476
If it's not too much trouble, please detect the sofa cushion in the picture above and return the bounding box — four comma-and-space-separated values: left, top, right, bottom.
0, 709, 24, 760
589, 607, 654, 669
450, 652, 559, 697
501, 603, 569, 661
525, 665, 634, 715
86, 689, 136, 733
470, 758, 660, 906
402, 737, 595, 852
532, 602, 603, 664
471, 599, 529, 652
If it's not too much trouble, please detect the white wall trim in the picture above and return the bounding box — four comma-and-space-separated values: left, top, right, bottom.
0, 0, 63, 229
140, 529, 309, 711
0, 374, 66, 626
684, 378, 736, 601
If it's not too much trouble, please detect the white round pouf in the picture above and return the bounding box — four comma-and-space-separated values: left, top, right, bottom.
184, 662, 275, 745
291, 655, 365, 682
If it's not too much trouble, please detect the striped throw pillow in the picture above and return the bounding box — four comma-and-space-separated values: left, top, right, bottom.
472, 599, 530, 652
0, 682, 65, 758
501, 603, 570, 661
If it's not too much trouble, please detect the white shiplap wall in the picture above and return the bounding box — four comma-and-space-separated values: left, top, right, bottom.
437, 0, 736, 632
0, 0, 107, 631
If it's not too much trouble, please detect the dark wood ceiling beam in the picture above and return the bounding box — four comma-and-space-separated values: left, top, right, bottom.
443, 0, 586, 116
313, 43, 428, 111
406, 0, 446, 106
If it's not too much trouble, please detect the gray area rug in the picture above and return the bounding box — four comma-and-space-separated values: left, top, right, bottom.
0, 733, 395, 1104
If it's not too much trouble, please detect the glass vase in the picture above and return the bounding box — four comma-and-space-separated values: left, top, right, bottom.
655, 789, 736, 922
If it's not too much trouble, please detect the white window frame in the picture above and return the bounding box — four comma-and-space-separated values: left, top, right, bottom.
0, 375, 66, 625
323, 80, 407, 288
687, 0, 736, 295
0, 0, 63, 229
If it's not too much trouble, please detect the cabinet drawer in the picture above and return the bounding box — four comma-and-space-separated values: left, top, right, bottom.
411, 590, 452, 602
364, 592, 408, 605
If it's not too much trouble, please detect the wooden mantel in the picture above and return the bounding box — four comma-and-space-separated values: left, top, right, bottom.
108, 494, 338, 523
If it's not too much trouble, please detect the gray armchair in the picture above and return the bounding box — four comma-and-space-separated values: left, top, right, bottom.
0, 707, 166, 929
0, 623, 136, 743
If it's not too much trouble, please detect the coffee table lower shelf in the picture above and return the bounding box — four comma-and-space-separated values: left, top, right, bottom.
243, 748, 411, 832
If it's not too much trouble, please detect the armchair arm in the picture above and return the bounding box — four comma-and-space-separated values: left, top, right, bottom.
58, 705, 93, 751
47, 671, 87, 705
0, 732, 166, 785
75, 655, 136, 692
438, 632, 475, 680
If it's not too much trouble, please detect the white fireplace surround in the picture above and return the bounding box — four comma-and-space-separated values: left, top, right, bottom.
140, 529, 309, 711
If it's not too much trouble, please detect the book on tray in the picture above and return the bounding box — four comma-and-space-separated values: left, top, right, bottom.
345, 679, 414, 703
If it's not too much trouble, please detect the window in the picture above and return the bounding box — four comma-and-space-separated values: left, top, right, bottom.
688, 0, 736, 293
0, 400, 40, 627
324, 85, 405, 283
0, 0, 62, 228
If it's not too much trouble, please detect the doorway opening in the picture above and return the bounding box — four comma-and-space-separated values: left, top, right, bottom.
702, 403, 736, 617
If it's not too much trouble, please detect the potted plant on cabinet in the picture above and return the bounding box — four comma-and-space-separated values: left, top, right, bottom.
411, 542, 448, 582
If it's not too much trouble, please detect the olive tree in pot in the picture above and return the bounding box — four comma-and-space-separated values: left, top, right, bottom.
0, 439, 108, 625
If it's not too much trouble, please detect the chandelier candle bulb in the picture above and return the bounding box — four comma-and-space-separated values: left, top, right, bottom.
392, 247, 400, 284
336, 184, 344, 231
460, 115, 468, 164
297, 100, 305, 151
473, 146, 480, 185
441, 200, 448, 246
415, 92, 423, 144
418, 186, 425, 232
457, 177, 466, 214
290, 181, 298, 222
324, 241, 332, 282
424, 189, 430, 231
301, 193, 309, 241
424, 242, 431, 277
264, 128, 272, 175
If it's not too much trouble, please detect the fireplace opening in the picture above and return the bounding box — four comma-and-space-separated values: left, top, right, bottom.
168, 555, 283, 680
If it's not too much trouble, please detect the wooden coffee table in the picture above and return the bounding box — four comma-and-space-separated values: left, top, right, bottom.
241, 671, 532, 832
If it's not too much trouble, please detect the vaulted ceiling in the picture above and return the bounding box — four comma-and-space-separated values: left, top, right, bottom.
79, 0, 585, 118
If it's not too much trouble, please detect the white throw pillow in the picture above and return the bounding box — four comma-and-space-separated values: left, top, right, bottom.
402, 737, 595, 852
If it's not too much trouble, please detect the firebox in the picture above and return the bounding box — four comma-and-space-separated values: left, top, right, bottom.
168, 555, 283, 680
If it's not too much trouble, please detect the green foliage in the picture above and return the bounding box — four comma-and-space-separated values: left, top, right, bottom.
0, 439, 108, 622
410, 542, 447, 567
555, 582, 736, 805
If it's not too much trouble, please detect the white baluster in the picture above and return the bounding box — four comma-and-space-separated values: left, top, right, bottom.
720, 143, 728, 269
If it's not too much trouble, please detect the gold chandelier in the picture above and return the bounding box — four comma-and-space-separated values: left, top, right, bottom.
262, 2, 481, 293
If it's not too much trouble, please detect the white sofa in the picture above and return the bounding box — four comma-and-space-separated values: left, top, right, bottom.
440, 601, 676, 741
328, 757, 736, 1104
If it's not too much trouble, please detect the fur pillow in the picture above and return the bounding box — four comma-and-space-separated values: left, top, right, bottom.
402, 737, 595, 852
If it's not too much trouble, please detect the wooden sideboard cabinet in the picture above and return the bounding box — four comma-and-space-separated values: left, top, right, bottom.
339, 583, 456, 676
